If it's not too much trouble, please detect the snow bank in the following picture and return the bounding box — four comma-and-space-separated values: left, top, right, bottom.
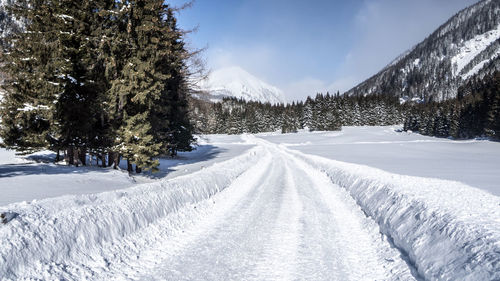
0, 146, 264, 279
286, 148, 500, 281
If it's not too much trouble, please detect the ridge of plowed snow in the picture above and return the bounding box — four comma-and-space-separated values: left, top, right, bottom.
0, 146, 264, 279
284, 146, 500, 281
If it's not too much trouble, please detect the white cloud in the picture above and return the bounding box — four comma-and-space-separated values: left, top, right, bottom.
207, 45, 277, 79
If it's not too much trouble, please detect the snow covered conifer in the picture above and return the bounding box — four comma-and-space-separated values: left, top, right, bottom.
0, 0, 110, 161
0, 0, 61, 154
107, 0, 194, 171
485, 71, 500, 140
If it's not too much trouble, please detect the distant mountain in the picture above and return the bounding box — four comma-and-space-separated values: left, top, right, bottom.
347, 0, 500, 101
199, 66, 286, 104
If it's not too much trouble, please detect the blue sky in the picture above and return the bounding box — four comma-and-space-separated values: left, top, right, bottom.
170, 0, 479, 101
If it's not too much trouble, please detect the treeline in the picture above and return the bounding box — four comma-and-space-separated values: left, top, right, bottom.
404, 71, 500, 140
190, 93, 406, 134
0, 0, 195, 172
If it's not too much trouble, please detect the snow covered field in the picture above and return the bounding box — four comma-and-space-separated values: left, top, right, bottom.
0, 139, 254, 206
0, 126, 499, 280
260, 126, 500, 196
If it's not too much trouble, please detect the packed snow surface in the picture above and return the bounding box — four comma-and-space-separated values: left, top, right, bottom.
451, 24, 500, 77
0, 126, 499, 280
201, 66, 286, 104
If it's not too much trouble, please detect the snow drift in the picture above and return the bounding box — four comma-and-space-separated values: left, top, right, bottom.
0, 146, 263, 280
287, 147, 500, 281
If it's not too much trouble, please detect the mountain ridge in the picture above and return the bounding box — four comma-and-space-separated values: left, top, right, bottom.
346, 0, 500, 101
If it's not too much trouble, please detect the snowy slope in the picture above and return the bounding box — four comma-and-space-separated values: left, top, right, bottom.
200, 66, 286, 104
347, 0, 500, 100
452, 23, 500, 78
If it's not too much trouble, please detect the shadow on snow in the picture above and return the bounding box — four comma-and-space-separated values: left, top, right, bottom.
0, 145, 226, 180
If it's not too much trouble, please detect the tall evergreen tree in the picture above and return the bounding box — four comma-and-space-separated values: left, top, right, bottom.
107, 0, 194, 171
1, 0, 61, 154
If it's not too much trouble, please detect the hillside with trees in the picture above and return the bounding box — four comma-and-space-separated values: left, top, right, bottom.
404, 71, 500, 140
347, 0, 500, 101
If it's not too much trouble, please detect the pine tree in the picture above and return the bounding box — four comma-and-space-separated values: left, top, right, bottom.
1, 0, 111, 163
53, 0, 110, 165
485, 72, 500, 139
1, 0, 61, 154
107, 1, 194, 171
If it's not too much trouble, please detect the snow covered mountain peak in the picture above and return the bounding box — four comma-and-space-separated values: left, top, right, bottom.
202, 66, 286, 104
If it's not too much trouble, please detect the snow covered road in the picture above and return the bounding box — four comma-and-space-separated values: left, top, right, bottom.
125, 139, 415, 280
1, 128, 499, 280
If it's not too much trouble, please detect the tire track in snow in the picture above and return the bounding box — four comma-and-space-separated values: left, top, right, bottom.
137, 151, 302, 280
132, 138, 416, 280
251, 158, 303, 280
287, 153, 416, 280
102, 148, 276, 280
249, 135, 417, 280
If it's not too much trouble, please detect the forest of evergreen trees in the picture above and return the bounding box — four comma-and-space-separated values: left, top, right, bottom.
190, 70, 499, 142
404, 71, 500, 140
0, 0, 194, 172
190, 93, 406, 134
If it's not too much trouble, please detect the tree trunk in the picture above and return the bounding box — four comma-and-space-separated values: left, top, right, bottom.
73, 148, 80, 167
113, 153, 120, 169
79, 147, 87, 166
127, 159, 133, 173
101, 153, 107, 167
67, 147, 74, 166
55, 149, 60, 163
135, 166, 142, 174
107, 152, 114, 167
